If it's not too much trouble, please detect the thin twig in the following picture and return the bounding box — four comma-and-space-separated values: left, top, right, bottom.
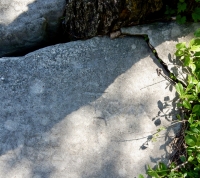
171, 161, 188, 172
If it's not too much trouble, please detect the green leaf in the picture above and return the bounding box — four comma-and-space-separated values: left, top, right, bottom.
170, 73, 177, 80
186, 83, 194, 92
158, 162, 167, 171
188, 115, 194, 124
147, 165, 159, 178
194, 28, 200, 37
177, 2, 187, 13
188, 155, 194, 162
192, 7, 200, 22
175, 83, 184, 96
196, 82, 200, 93
185, 130, 196, 135
183, 100, 192, 110
184, 95, 197, 102
175, 49, 185, 57
176, 15, 186, 24
189, 38, 200, 52
176, 42, 186, 50
187, 147, 194, 154
169, 162, 176, 169
185, 135, 196, 146
189, 39, 200, 47
197, 154, 200, 163
188, 75, 198, 84
189, 63, 196, 73
138, 174, 144, 178
180, 156, 186, 162
190, 46, 200, 51
192, 105, 200, 116
184, 56, 191, 66
191, 121, 200, 128
194, 52, 200, 57
176, 114, 181, 120
177, 102, 183, 107
191, 127, 200, 133
189, 39, 195, 47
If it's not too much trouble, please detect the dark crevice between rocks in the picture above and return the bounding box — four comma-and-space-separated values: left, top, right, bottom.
142, 34, 187, 88
118, 31, 187, 168
142, 33, 187, 167
118, 32, 170, 74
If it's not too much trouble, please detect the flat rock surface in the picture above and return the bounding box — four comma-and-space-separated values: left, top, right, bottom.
121, 22, 200, 82
0, 36, 179, 177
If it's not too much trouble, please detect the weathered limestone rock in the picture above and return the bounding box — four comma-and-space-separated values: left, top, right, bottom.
0, 0, 66, 57
0, 36, 179, 177
63, 0, 164, 39
121, 22, 200, 83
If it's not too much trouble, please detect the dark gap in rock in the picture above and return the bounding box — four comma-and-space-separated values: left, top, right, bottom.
142, 33, 187, 88
3, 23, 70, 57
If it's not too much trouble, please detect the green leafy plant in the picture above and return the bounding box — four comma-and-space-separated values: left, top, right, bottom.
165, 0, 200, 24
140, 29, 200, 178
146, 162, 187, 178
174, 29, 200, 176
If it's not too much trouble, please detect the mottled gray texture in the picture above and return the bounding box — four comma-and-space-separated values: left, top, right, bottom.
121, 22, 200, 83
0, 0, 66, 57
0, 36, 179, 177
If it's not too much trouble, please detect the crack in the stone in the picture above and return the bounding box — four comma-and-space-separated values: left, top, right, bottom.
118, 30, 187, 88
144, 34, 187, 88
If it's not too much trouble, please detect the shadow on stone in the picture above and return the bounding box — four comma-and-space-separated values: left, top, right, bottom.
0, 0, 67, 57
0, 35, 179, 177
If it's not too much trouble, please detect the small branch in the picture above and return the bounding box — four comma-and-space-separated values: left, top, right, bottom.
171, 161, 188, 172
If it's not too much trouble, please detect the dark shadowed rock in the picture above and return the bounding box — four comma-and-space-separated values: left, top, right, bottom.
63, 0, 164, 39
0, 0, 66, 57
63, 0, 200, 39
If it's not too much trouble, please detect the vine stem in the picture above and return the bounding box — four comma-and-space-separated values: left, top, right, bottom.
171, 161, 188, 172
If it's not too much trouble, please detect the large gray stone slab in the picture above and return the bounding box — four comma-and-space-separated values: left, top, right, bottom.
0, 36, 179, 177
121, 22, 200, 83
0, 0, 66, 57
